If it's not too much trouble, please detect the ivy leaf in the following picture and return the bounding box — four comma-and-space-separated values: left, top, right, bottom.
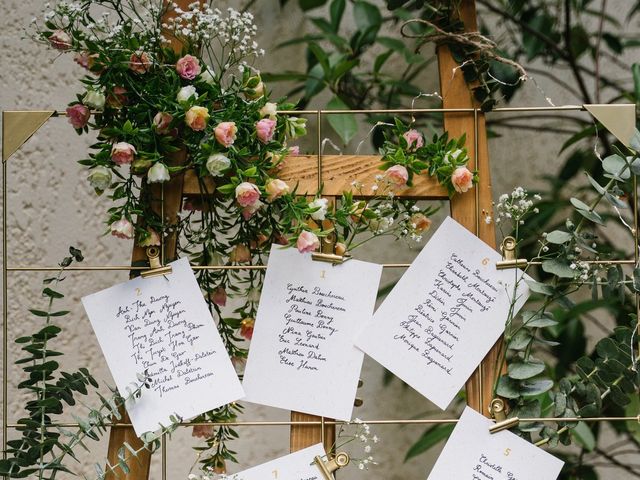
326, 96, 357, 145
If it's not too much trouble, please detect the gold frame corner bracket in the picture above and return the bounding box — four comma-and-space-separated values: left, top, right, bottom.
2, 110, 56, 163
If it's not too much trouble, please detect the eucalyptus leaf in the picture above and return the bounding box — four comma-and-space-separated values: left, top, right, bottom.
602, 154, 630, 179
525, 279, 554, 296
542, 259, 576, 279
572, 421, 596, 451
520, 378, 554, 396
545, 230, 572, 244
508, 360, 546, 379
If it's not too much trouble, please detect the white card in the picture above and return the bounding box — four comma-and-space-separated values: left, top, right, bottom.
242, 245, 382, 420
427, 407, 564, 479
225, 443, 325, 480
82, 257, 244, 435
356, 216, 530, 410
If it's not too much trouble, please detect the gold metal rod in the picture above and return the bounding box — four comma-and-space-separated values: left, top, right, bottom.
161, 433, 167, 480
2, 156, 8, 462
317, 110, 322, 192
473, 106, 482, 414
5, 415, 639, 429
635, 174, 640, 368
6, 259, 636, 272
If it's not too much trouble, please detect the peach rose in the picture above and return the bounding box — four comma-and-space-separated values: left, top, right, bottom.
66, 104, 91, 130
385, 165, 409, 186
110, 218, 134, 239
451, 166, 474, 193
74, 51, 98, 70
214, 121, 238, 148
240, 317, 255, 340
129, 51, 151, 74
256, 118, 277, 144
265, 178, 289, 201
185, 106, 209, 131
296, 230, 320, 253
49, 30, 72, 50
192, 425, 214, 439
403, 129, 424, 150
235, 182, 261, 207
106, 86, 128, 109
153, 112, 173, 134
410, 213, 432, 234
176, 54, 201, 80
259, 102, 278, 119
111, 142, 137, 165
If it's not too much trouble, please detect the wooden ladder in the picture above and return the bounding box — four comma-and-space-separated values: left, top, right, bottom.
106, 0, 498, 476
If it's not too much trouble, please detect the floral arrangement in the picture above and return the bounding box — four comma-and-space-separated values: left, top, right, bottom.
26, 0, 473, 475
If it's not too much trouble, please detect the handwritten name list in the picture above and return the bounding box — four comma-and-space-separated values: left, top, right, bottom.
227, 443, 324, 480
82, 258, 244, 435
243, 246, 382, 420
356, 217, 530, 410
427, 407, 563, 480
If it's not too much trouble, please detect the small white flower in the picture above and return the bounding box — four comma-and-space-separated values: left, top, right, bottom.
147, 162, 170, 183
206, 153, 231, 177
176, 85, 198, 103
309, 197, 329, 221
83, 89, 106, 110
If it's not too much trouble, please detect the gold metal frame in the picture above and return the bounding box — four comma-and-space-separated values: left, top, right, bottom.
2, 104, 639, 478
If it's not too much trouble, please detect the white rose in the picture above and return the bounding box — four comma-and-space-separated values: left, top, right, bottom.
83, 89, 106, 110
88, 166, 112, 191
199, 66, 215, 85
309, 197, 329, 221
206, 153, 231, 177
444, 148, 465, 163
176, 85, 198, 103
259, 102, 278, 119
147, 162, 170, 183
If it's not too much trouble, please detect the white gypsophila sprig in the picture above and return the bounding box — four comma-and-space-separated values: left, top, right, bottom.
495, 186, 541, 226
331, 418, 379, 472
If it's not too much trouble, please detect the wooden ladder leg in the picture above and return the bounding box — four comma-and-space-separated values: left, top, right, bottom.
437, 0, 501, 417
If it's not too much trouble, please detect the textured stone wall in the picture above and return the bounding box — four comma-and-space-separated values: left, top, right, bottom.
0, 1, 636, 479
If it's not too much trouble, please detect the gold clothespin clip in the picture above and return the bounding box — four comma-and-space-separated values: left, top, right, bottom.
140, 246, 173, 279
354, 378, 364, 407
314, 452, 350, 480
489, 398, 519, 434
311, 229, 351, 265
496, 236, 528, 270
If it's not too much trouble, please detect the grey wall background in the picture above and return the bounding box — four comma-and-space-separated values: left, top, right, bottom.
0, 1, 636, 479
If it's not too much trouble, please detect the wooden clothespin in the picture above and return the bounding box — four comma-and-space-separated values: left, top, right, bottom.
495, 236, 528, 270
314, 452, 350, 480
489, 398, 519, 434
140, 246, 173, 279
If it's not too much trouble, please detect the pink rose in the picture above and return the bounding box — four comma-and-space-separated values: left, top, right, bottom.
111, 142, 137, 165
110, 218, 134, 239
49, 30, 72, 50
129, 51, 151, 74
296, 230, 320, 253
288, 146, 301, 156
74, 51, 97, 70
66, 104, 91, 130
192, 425, 214, 439
185, 106, 209, 131
256, 118, 277, 144
385, 165, 409, 186
210, 286, 227, 307
106, 86, 128, 109
265, 178, 289, 201
451, 166, 474, 193
153, 112, 173, 134
231, 356, 247, 373
235, 182, 261, 207
403, 129, 424, 151
230, 244, 251, 263
214, 122, 238, 148
410, 213, 432, 234
176, 54, 201, 80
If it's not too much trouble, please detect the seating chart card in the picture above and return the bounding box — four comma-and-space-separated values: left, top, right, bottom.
82, 257, 244, 435
356, 217, 530, 409
242, 246, 383, 420
223, 443, 325, 480
427, 407, 564, 480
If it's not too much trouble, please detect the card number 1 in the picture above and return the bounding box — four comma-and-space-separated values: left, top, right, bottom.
272, 470, 278, 478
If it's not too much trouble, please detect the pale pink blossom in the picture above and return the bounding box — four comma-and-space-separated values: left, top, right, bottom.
66, 104, 90, 129
256, 118, 277, 144
242, 200, 263, 220
410, 213, 432, 233
296, 231, 320, 253
74, 51, 97, 70
176, 54, 201, 80
110, 218, 134, 239
214, 122, 238, 148
235, 182, 261, 207
288, 146, 301, 156
192, 425, 214, 439
106, 86, 128, 109
385, 165, 409, 186
210, 286, 227, 307
451, 166, 474, 193
230, 244, 251, 263
240, 317, 255, 339
111, 142, 137, 165
403, 129, 424, 150
265, 178, 289, 201
129, 51, 151, 74
185, 106, 209, 131
49, 30, 72, 50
